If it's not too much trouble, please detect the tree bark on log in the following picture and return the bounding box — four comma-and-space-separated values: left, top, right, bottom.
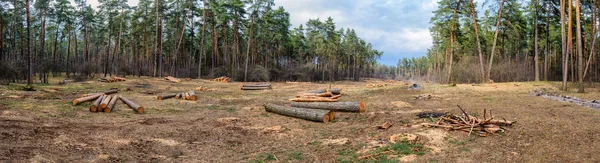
187, 90, 197, 101
241, 86, 271, 90
289, 97, 338, 102
298, 92, 333, 97
290, 101, 366, 113
264, 104, 332, 122
176, 93, 182, 99
73, 93, 103, 105
100, 95, 113, 110
329, 88, 342, 95
105, 95, 119, 113
242, 83, 271, 87
157, 93, 177, 100
104, 89, 118, 95
90, 95, 105, 112
306, 88, 327, 93
120, 96, 144, 113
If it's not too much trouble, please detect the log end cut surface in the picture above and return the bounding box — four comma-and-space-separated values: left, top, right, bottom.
358, 101, 366, 113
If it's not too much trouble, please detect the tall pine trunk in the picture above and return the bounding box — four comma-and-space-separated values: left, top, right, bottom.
26, 0, 31, 85
561, 0, 568, 91
487, 0, 506, 82
575, 0, 583, 93
469, 0, 485, 83
198, 0, 207, 79
534, 0, 540, 81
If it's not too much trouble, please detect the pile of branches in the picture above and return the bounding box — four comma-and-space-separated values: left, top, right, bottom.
240, 83, 271, 90
210, 76, 231, 83
290, 88, 343, 102
98, 76, 126, 83
72, 89, 144, 114
156, 90, 197, 101
424, 105, 515, 137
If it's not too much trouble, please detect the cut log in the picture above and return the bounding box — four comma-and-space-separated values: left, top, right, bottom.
329, 88, 342, 95
73, 93, 103, 105
175, 93, 182, 99
242, 83, 271, 87
328, 111, 336, 120
105, 95, 119, 113
330, 94, 343, 99
264, 104, 332, 122
104, 89, 119, 95
290, 101, 366, 113
120, 96, 144, 113
488, 119, 516, 126
90, 95, 105, 112
183, 92, 190, 100
298, 92, 333, 97
165, 76, 181, 83
306, 88, 327, 94
157, 93, 177, 100
187, 90, 197, 101
100, 95, 113, 110
241, 86, 271, 90
289, 97, 338, 102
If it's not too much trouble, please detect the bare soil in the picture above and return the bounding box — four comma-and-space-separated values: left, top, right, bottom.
1, 77, 600, 162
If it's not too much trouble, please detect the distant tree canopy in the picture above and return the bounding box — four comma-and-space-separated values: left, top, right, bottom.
400, 0, 600, 90
0, 0, 390, 83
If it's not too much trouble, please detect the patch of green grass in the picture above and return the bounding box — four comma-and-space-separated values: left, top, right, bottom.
364, 140, 429, 162
336, 149, 357, 162
287, 151, 304, 161
249, 153, 276, 163
459, 147, 471, 152
482, 97, 493, 101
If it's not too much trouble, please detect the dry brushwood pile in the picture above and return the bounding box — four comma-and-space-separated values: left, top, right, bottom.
164, 76, 181, 83
72, 89, 144, 113
210, 76, 231, 83
290, 88, 343, 102
240, 83, 271, 90
98, 76, 126, 83
424, 105, 515, 137
157, 90, 197, 101
367, 83, 388, 87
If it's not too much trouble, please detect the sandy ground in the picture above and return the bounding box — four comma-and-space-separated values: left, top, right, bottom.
1, 76, 600, 162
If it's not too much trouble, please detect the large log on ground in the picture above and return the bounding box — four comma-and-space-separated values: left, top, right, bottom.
120, 96, 144, 113
290, 101, 366, 113
157, 93, 177, 100
165, 76, 181, 83
187, 90, 197, 101
264, 104, 332, 122
289, 97, 338, 102
73, 93, 103, 105
241, 86, 272, 90
298, 92, 333, 97
242, 83, 272, 87
105, 95, 119, 113
90, 95, 105, 112
104, 89, 119, 95
100, 95, 113, 110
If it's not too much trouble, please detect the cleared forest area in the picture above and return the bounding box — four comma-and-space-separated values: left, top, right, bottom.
1, 76, 600, 162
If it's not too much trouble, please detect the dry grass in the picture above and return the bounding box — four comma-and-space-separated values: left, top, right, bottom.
1, 76, 600, 162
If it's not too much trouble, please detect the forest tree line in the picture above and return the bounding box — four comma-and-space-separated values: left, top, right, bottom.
399, 0, 599, 92
0, 0, 388, 84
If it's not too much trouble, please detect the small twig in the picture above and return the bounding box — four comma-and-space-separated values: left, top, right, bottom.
273, 153, 279, 162
468, 118, 476, 136
483, 108, 487, 120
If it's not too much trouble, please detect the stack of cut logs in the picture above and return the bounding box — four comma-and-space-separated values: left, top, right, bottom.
210, 76, 231, 83
241, 83, 272, 90
72, 89, 144, 113
164, 76, 181, 83
424, 105, 515, 137
289, 88, 342, 102
157, 90, 197, 101
98, 76, 126, 83
265, 88, 366, 123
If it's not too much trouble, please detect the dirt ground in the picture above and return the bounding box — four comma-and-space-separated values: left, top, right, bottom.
1, 76, 600, 162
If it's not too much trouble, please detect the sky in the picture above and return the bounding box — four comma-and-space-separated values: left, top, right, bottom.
79, 0, 443, 66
